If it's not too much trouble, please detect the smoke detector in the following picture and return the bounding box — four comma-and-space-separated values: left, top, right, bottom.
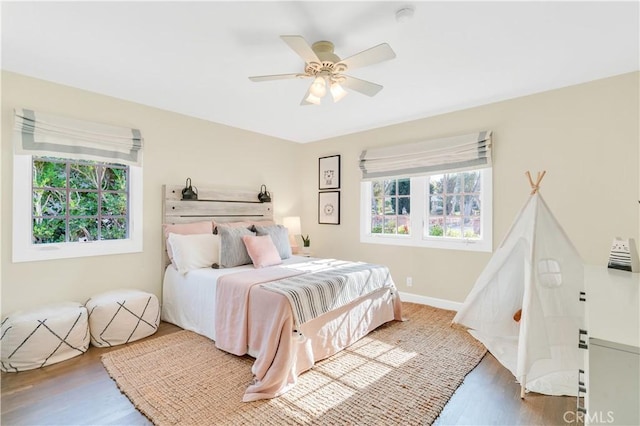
396, 6, 415, 23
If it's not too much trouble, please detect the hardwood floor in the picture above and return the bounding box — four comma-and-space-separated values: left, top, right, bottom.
436, 352, 581, 426
1, 322, 182, 426
2, 322, 580, 425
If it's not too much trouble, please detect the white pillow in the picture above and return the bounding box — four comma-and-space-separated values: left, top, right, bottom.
167, 233, 220, 274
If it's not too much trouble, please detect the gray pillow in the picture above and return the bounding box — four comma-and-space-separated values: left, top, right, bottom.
218, 226, 255, 268
254, 225, 292, 260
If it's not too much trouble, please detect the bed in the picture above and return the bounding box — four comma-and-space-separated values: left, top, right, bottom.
160, 184, 403, 401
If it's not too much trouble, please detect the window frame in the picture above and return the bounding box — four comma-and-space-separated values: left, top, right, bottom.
360, 168, 493, 252
12, 155, 143, 262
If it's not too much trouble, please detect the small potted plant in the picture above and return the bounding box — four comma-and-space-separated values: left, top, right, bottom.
301, 235, 311, 255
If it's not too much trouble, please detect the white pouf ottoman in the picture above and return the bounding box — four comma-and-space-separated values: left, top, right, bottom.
85, 289, 159, 347
1, 302, 89, 372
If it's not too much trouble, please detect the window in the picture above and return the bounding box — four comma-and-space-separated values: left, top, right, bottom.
370, 178, 411, 235
361, 168, 492, 252
13, 155, 143, 262
32, 157, 129, 244
12, 108, 143, 262
359, 131, 492, 252
427, 171, 482, 239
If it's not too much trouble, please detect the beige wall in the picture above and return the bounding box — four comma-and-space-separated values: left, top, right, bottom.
1, 71, 302, 315
299, 72, 640, 303
1, 71, 638, 315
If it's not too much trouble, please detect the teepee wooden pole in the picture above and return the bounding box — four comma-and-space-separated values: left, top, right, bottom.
525, 170, 546, 195
520, 170, 546, 400
525, 171, 534, 188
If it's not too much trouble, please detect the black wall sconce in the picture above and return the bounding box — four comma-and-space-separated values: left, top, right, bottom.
181, 178, 198, 200
258, 184, 271, 203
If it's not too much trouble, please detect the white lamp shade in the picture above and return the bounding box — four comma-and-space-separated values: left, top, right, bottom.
330, 82, 348, 102
283, 216, 302, 254
305, 93, 321, 105
309, 76, 327, 97
283, 216, 301, 236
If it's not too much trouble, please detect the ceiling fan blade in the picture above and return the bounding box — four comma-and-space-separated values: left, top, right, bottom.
338, 43, 396, 71
249, 73, 304, 82
280, 35, 320, 64
341, 76, 383, 97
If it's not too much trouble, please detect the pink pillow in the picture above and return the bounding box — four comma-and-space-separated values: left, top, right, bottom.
242, 235, 282, 268
163, 221, 213, 262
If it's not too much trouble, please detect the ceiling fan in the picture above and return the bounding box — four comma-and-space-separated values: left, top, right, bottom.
249, 35, 396, 105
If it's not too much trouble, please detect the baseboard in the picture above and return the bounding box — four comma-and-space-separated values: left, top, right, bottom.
399, 291, 463, 312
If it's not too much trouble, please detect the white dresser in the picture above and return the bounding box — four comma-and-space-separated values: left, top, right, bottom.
584, 265, 640, 425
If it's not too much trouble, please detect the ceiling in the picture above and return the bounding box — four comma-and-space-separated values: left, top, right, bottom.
2, 1, 638, 144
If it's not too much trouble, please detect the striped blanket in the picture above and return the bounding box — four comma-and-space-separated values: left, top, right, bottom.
260, 260, 396, 332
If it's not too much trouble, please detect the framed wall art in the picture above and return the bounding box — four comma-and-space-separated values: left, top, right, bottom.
319, 155, 340, 190
318, 191, 340, 225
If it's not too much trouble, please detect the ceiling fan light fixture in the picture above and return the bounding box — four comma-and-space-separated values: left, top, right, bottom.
309, 76, 327, 97
249, 35, 396, 106
305, 92, 322, 105
330, 82, 348, 102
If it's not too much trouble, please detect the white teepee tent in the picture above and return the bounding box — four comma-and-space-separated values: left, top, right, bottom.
453, 172, 585, 397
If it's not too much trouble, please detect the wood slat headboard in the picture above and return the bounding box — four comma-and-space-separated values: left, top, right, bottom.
162, 184, 274, 267
163, 184, 273, 225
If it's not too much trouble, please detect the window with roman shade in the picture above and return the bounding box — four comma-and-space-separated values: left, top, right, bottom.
359, 131, 491, 180
14, 108, 143, 166
359, 131, 493, 252
12, 108, 144, 262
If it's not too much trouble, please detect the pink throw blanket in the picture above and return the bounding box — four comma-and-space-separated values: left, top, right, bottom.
215, 263, 403, 402
214, 267, 304, 356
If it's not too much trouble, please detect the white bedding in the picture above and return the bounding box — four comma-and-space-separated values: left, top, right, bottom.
161, 255, 313, 342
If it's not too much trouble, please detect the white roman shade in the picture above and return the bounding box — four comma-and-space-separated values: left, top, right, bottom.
14, 108, 143, 166
360, 131, 492, 180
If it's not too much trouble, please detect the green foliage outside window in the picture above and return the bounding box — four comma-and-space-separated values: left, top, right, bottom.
429, 224, 443, 236
32, 157, 129, 244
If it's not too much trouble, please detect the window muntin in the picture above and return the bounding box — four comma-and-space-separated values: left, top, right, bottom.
32, 157, 130, 244
361, 169, 492, 252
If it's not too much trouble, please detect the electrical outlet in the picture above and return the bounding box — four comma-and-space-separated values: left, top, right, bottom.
406, 277, 413, 287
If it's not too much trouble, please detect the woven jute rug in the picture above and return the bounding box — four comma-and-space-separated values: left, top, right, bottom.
101, 303, 486, 425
